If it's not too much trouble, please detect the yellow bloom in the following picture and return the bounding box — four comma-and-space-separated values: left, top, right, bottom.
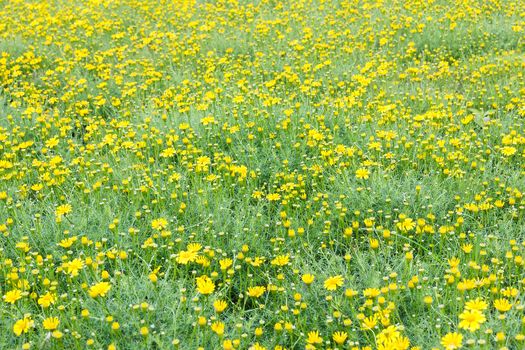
140, 326, 149, 336
196, 275, 215, 295
355, 167, 370, 179
458, 309, 486, 332
43, 317, 60, 330
219, 258, 233, 270
65, 258, 84, 277
38, 292, 56, 308
270, 254, 290, 266
323, 275, 344, 291
465, 298, 487, 311
13, 316, 34, 336
441, 332, 463, 349
494, 298, 512, 312
247, 286, 266, 298
55, 204, 72, 217
3, 289, 22, 304
151, 218, 168, 231
361, 315, 378, 330
302, 274, 315, 285
266, 193, 281, 201
176, 250, 198, 264
332, 331, 348, 344
211, 321, 225, 336
501, 146, 516, 156
88, 282, 112, 298
306, 330, 323, 344
213, 300, 228, 313
52, 330, 63, 339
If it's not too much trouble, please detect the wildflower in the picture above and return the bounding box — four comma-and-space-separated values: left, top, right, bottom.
441, 332, 463, 349
38, 292, 56, 308
213, 300, 228, 313
465, 298, 488, 311
494, 298, 512, 312
211, 321, 225, 336
219, 258, 233, 270
88, 282, 112, 298
176, 250, 198, 264
459, 309, 486, 332
361, 315, 378, 330
43, 317, 60, 330
52, 330, 63, 339
247, 286, 266, 298
13, 316, 34, 336
302, 274, 315, 285
324, 275, 344, 291
151, 218, 168, 230
266, 193, 281, 201
369, 238, 379, 249
306, 330, 323, 344
332, 331, 348, 344
3, 289, 22, 304
65, 258, 84, 277
270, 254, 290, 266
55, 204, 72, 217
355, 168, 370, 179
196, 275, 215, 295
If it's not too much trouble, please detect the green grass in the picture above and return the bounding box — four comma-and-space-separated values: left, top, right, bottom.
0, 0, 525, 349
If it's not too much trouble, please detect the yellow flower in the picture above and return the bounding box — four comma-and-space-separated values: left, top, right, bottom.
496, 332, 505, 342
176, 250, 198, 264
187, 243, 202, 252
441, 332, 463, 349
196, 275, 215, 295
88, 282, 112, 298
13, 316, 34, 336
3, 289, 22, 304
270, 254, 290, 266
500, 146, 516, 156
458, 309, 486, 332
43, 317, 60, 330
38, 292, 56, 308
211, 321, 225, 336
332, 331, 348, 345
423, 296, 433, 305
494, 298, 512, 312
355, 167, 370, 179
58, 236, 77, 248
213, 300, 228, 313
302, 274, 315, 285
465, 298, 487, 311
151, 218, 168, 230
306, 330, 323, 344
266, 193, 281, 201
65, 258, 84, 277
247, 286, 266, 298
55, 204, 72, 217
140, 327, 149, 336
324, 275, 344, 291
361, 315, 378, 330
219, 258, 233, 270
52, 330, 63, 339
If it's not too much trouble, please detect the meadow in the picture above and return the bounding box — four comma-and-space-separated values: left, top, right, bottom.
0, 0, 525, 349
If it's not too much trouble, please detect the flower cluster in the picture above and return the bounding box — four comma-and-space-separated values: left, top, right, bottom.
0, 0, 524, 349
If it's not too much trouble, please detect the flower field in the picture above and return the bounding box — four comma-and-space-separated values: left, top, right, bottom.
1, 0, 525, 349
